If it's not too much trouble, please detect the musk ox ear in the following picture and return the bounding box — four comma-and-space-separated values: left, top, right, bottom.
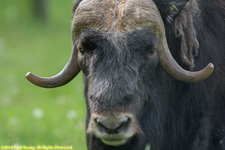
155, 0, 189, 23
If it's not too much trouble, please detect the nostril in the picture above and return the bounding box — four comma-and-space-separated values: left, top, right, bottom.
119, 117, 130, 125
116, 117, 130, 132
94, 117, 130, 134
95, 118, 109, 131
95, 118, 105, 129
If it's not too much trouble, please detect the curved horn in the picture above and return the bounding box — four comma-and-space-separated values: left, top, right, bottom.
141, 0, 214, 82
116, 0, 214, 82
157, 18, 214, 83
158, 37, 214, 82
26, 46, 80, 88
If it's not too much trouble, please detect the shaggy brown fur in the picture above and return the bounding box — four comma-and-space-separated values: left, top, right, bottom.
175, 0, 200, 70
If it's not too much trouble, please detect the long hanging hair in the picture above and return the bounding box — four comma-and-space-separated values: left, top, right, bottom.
174, 0, 200, 70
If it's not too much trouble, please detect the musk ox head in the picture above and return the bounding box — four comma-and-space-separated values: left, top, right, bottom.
26, 0, 214, 147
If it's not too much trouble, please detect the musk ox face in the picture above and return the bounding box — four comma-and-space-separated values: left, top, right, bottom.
25, 0, 214, 148
76, 29, 158, 145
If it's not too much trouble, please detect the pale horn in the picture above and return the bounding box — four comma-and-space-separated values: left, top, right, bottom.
145, 0, 214, 82
26, 46, 80, 88
158, 34, 214, 82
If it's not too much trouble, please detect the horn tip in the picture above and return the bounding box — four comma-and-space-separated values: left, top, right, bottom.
25, 72, 35, 80
207, 63, 214, 75
208, 63, 214, 70
26, 72, 31, 78
25, 72, 49, 88
203, 63, 214, 81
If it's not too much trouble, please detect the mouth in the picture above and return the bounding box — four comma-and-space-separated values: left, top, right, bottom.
87, 112, 142, 146
101, 138, 129, 146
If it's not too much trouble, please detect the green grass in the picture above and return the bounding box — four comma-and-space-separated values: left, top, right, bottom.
0, 0, 87, 149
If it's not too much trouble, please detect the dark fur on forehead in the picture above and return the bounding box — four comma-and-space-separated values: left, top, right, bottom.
79, 29, 160, 114
72, 0, 82, 15
78, 29, 103, 51
128, 29, 158, 51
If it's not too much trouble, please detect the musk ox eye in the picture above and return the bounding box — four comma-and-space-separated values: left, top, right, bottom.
148, 48, 156, 54
77, 43, 85, 55
79, 47, 85, 54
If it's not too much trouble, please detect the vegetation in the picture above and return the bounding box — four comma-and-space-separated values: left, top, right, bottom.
0, 0, 87, 149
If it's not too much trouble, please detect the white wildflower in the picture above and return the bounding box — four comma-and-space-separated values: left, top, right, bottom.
56, 96, 67, 106
0, 97, 11, 107
32, 108, 44, 119
9, 117, 19, 126
66, 110, 77, 120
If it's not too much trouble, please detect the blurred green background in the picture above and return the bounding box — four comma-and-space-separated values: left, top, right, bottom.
0, 0, 87, 149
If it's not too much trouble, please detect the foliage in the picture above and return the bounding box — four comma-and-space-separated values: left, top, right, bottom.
0, 0, 87, 149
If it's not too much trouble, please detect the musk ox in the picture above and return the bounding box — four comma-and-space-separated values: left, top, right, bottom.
26, 0, 225, 150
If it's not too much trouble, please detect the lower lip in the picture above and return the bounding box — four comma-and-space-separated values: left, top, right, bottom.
101, 138, 128, 146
